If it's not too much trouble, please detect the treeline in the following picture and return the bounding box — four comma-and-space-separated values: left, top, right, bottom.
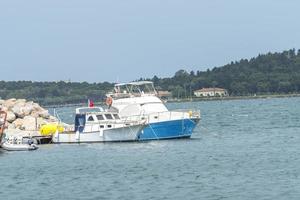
0, 81, 113, 105
147, 49, 300, 97
1, 49, 300, 104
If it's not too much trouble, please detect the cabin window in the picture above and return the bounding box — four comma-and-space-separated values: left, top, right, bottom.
100, 125, 104, 128
105, 114, 113, 120
87, 116, 94, 121
113, 114, 120, 119
107, 125, 112, 128
97, 115, 104, 120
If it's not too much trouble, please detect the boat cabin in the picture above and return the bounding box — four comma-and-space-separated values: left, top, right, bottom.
106, 81, 169, 117
74, 107, 122, 133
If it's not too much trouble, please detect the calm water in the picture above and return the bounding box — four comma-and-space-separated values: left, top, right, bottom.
1, 97, 300, 200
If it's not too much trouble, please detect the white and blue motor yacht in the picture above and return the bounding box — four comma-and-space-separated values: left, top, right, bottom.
107, 81, 200, 140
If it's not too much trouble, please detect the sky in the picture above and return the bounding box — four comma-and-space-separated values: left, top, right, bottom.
0, 0, 300, 83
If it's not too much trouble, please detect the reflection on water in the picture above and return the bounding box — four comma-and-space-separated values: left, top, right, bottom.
0, 149, 6, 156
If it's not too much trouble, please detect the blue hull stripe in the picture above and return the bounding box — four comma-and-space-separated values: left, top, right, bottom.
138, 118, 199, 140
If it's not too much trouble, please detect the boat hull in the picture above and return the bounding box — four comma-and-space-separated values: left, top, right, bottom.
52, 124, 144, 143
138, 118, 199, 140
1, 142, 38, 151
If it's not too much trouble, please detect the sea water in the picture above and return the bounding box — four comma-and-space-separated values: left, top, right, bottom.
1, 97, 300, 200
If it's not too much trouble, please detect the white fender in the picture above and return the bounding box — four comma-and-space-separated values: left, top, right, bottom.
75, 130, 80, 142
99, 129, 104, 137
54, 130, 59, 142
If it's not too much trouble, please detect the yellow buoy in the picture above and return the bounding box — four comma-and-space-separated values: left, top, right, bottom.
39, 124, 64, 136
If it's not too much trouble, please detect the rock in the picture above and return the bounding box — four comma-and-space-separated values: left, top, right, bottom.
4, 121, 9, 128
48, 115, 58, 122
32, 103, 43, 111
1, 106, 8, 112
3, 99, 16, 109
0, 117, 4, 126
13, 118, 24, 129
1, 98, 59, 136
30, 111, 40, 118
8, 122, 16, 129
37, 117, 48, 128
23, 103, 34, 115
15, 99, 26, 104
21, 116, 37, 131
11, 102, 26, 118
39, 110, 50, 119
6, 111, 16, 123
4, 129, 40, 137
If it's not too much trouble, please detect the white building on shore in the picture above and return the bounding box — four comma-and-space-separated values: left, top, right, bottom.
194, 88, 228, 97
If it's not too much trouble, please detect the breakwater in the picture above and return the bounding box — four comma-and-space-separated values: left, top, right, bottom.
0, 98, 58, 137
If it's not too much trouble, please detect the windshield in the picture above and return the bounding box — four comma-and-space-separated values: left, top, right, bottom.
113, 82, 157, 98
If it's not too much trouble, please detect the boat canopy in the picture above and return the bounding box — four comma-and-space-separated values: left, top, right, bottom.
111, 81, 157, 98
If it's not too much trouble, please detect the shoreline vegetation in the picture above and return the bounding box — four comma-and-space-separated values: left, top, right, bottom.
43, 93, 300, 108
168, 93, 300, 102
1, 49, 300, 106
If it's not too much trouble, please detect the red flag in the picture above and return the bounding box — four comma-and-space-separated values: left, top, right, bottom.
88, 99, 94, 107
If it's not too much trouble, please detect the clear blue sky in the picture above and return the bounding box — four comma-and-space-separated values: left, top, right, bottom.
0, 0, 299, 83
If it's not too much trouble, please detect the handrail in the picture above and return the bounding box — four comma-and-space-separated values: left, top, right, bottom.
53, 107, 200, 132
120, 109, 200, 123
53, 108, 62, 123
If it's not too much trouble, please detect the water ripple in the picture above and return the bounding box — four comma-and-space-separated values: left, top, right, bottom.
1, 97, 300, 200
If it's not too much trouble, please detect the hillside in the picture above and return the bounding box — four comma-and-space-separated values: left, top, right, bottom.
0, 81, 113, 105
1, 49, 300, 104
151, 49, 300, 97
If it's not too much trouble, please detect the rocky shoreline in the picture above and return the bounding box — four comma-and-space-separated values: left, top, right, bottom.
0, 99, 58, 137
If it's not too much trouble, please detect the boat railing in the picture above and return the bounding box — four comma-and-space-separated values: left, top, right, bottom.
121, 109, 200, 123
51, 108, 199, 133
172, 109, 201, 118
53, 108, 62, 123
110, 92, 157, 100
157, 109, 200, 121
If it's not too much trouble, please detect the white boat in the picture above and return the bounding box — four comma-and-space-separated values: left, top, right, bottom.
52, 107, 145, 143
1, 136, 38, 151
107, 81, 201, 140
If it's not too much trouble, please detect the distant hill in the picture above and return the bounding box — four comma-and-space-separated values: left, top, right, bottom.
1, 49, 300, 105
149, 49, 300, 97
0, 81, 114, 105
